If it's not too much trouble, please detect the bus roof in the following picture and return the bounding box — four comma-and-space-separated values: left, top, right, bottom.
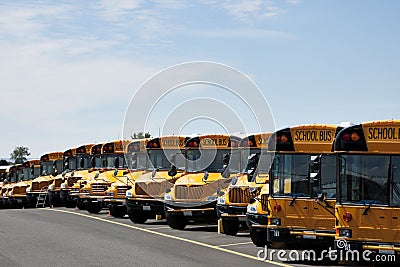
126, 139, 150, 153
40, 152, 63, 161
63, 148, 76, 157
102, 140, 130, 154
76, 144, 94, 155
146, 136, 189, 149
270, 124, 341, 153
185, 134, 241, 149
90, 143, 104, 155
334, 119, 400, 153
239, 133, 271, 148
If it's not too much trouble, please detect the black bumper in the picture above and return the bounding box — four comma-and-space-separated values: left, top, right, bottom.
246, 213, 268, 228
164, 201, 218, 222
216, 204, 247, 218
126, 198, 165, 216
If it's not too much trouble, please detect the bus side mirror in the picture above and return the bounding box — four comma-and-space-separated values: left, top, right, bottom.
168, 165, 177, 177
202, 171, 209, 182
80, 158, 85, 169
114, 157, 120, 168
113, 169, 118, 177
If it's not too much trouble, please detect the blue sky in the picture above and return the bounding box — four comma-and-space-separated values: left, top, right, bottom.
1, 0, 399, 158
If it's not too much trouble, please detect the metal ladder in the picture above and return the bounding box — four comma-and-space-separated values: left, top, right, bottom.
36, 186, 48, 208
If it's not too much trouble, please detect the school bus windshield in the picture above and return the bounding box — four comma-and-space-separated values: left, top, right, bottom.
271, 153, 337, 198
103, 154, 126, 169
76, 155, 91, 170
147, 149, 184, 170
338, 154, 391, 205
186, 149, 234, 173
41, 160, 63, 175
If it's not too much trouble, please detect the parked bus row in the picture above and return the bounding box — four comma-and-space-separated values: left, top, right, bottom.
0, 120, 399, 263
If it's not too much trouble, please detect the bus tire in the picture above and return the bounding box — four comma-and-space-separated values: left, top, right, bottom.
250, 228, 268, 247
128, 210, 148, 224
166, 212, 186, 230
76, 201, 87, 210
222, 218, 239, 236
109, 205, 127, 218
65, 199, 76, 208
87, 201, 102, 214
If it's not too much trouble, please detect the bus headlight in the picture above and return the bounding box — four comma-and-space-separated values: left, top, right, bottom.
269, 218, 281, 226
126, 191, 132, 198
164, 193, 172, 201
8, 191, 12, 197
26, 187, 31, 193
48, 184, 55, 191
206, 196, 217, 202
60, 184, 66, 189
3, 193, 6, 197
217, 197, 226, 205
247, 205, 257, 213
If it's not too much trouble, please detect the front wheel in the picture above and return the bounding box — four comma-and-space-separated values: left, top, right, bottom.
250, 228, 269, 247
222, 218, 239, 236
87, 201, 102, 214
128, 210, 148, 224
166, 212, 186, 230
109, 205, 127, 218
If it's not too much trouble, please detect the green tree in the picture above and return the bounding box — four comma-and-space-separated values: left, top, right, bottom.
131, 131, 151, 139
10, 146, 30, 164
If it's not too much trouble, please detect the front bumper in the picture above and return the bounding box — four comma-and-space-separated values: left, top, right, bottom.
216, 204, 247, 222
165, 201, 218, 222
126, 198, 165, 216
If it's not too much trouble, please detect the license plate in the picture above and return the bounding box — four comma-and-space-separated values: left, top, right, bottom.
142, 205, 151, 211
238, 216, 246, 222
183, 211, 192, 216
274, 230, 280, 237
303, 235, 317, 239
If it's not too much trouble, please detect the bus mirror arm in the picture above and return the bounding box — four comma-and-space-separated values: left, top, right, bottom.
362, 203, 372, 215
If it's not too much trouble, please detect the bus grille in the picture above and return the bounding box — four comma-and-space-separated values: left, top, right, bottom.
261, 194, 269, 211
116, 185, 131, 197
91, 183, 108, 195
175, 183, 218, 200
12, 186, 27, 195
228, 187, 261, 204
135, 182, 167, 197
54, 178, 63, 188
31, 181, 50, 191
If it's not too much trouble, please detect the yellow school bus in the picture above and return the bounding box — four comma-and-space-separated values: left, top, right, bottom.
104, 139, 150, 218
126, 136, 188, 224
47, 148, 77, 207
164, 134, 241, 230
216, 133, 272, 236
334, 120, 400, 261
60, 144, 94, 208
0, 165, 19, 208
79, 140, 130, 214
8, 160, 41, 208
70, 143, 104, 210
26, 152, 64, 207
248, 124, 340, 248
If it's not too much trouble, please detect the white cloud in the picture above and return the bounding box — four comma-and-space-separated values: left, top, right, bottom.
189, 28, 295, 40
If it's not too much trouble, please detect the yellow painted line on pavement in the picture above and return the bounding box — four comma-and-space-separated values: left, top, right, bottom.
218, 241, 254, 247
145, 226, 173, 230
44, 209, 293, 267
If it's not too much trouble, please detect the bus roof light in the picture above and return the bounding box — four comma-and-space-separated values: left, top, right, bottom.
351, 132, 360, 141
342, 133, 351, 141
